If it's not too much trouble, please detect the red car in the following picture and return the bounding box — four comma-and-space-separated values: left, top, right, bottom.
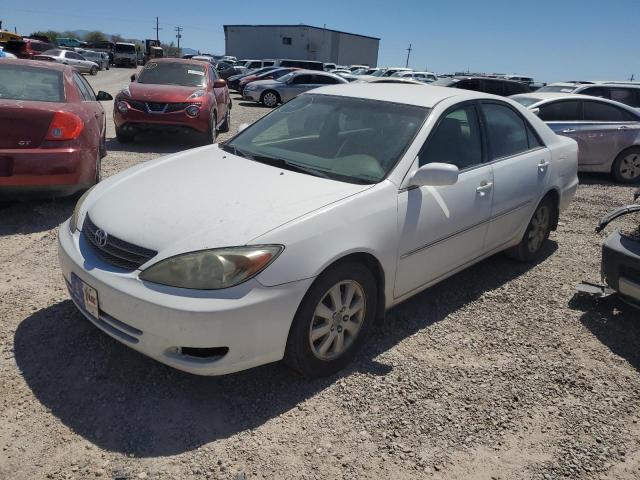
113, 58, 232, 144
0, 60, 112, 198
3, 38, 55, 59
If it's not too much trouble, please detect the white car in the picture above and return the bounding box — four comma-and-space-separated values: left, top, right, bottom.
58, 84, 579, 377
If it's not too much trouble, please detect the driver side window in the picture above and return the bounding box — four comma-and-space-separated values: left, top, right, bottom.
418, 104, 483, 170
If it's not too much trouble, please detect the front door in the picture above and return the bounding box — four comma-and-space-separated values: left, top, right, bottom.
395, 103, 493, 298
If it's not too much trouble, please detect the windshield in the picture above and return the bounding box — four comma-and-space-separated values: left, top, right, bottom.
137, 62, 207, 87
224, 94, 429, 184
43, 49, 62, 56
511, 97, 542, 107
371, 70, 385, 77
115, 44, 135, 53
0, 66, 64, 102
536, 85, 577, 93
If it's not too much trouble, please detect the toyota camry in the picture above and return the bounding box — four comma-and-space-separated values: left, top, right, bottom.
58, 84, 578, 377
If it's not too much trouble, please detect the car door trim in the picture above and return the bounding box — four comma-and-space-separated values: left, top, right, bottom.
399, 199, 531, 259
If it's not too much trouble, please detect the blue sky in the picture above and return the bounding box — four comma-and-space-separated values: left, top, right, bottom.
1, 0, 638, 83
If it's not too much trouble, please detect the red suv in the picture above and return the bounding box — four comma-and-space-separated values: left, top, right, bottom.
113, 58, 232, 144
3, 38, 55, 59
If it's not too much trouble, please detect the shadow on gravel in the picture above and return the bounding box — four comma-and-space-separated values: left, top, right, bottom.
571, 294, 640, 371
105, 135, 201, 155
14, 242, 556, 457
236, 102, 267, 109
577, 172, 621, 187
0, 197, 75, 236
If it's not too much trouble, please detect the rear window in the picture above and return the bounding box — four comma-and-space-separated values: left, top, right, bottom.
30, 42, 51, 52
0, 65, 64, 102
3, 40, 25, 54
115, 44, 136, 54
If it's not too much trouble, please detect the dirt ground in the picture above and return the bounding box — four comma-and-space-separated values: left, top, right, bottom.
1, 68, 640, 480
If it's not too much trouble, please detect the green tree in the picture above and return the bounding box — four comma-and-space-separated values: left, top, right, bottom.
30, 30, 60, 42
84, 31, 106, 43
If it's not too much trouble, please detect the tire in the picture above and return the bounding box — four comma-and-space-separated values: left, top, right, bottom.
261, 90, 280, 108
284, 262, 377, 378
201, 112, 217, 144
612, 147, 640, 184
90, 66, 98, 76
99, 132, 107, 158
506, 196, 554, 262
218, 106, 231, 133
94, 155, 102, 184
115, 126, 134, 144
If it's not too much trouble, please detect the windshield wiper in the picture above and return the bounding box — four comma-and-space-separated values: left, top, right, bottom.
227, 148, 330, 179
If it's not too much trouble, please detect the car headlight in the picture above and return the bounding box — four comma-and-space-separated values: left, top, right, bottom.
245, 84, 257, 91
139, 245, 283, 290
120, 85, 131, 97
69, 186, 94, 232
187, 89, 205, 100
117, 101, 129, 114
185, 104, 200, 117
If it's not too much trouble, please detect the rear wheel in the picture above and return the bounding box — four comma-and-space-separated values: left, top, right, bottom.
506, 196, 554, 262
115, 126, 134, 144
284, 262, 377, 377
612, 147, 640, 183
219, 106, 231, 133
261, 90, 280, 108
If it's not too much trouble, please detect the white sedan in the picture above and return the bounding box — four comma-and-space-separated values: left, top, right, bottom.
58, 84, 578, 377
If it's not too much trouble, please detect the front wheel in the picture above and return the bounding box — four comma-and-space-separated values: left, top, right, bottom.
218, 106, 231, 133
201, 112, 217, 144
90, 66, 98, 76
612, 148, 640, 184
506, 196, 554, 262
284, 263, 377, 377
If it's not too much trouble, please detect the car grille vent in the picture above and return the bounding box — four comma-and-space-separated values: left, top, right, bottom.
127, 100, 193, 114
82, 215, 157, 271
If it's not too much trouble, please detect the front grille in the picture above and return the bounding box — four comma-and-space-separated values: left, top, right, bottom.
127, 100, 193, 114
82, 215, 157, 271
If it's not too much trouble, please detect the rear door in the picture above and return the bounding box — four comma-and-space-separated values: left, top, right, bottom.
72, 72, 103, 148
538, 99, 583, 157
283, 74, 315, 101
480, 101, 551, 250
580, 100, 640, 167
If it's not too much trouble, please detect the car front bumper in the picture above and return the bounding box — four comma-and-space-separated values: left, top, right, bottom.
57, 219, 313, 375
602, 229, 640, 304
114, 106, 210, 134
243, 89, 261, 102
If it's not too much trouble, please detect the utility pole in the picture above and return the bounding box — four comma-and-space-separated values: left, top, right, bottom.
153, 17, 163, 43
175, 26, 183, 49
405, 43, 412, 68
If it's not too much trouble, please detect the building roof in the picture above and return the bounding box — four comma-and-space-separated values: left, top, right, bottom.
223, 24, 380, 41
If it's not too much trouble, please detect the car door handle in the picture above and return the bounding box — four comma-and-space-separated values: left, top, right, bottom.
538, 159, 550, 172
561, 128, 576, 134
476, 182, 493, 196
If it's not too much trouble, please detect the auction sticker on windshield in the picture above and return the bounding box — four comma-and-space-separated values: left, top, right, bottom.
188, 70, 205, 76
70, 273, 100, 319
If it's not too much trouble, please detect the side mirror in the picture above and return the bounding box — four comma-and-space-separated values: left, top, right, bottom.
409, 163, 459, 188
96, 91, 113, 101
213, 79, 227, 88
238, 123, 249, 133
531, 107, 540, 116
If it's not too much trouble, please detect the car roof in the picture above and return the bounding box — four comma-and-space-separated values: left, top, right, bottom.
146, 57, 210, 67
576, 82, 640, 89
511, 92, 640, 112
0, 58, 70, 72
310, 83, 492, 107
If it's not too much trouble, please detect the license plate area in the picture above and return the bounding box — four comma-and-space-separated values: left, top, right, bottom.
70, 272, 100, 319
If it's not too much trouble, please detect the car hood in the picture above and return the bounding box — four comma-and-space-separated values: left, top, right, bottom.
85, 145, 371, 261
128, 83, 204, 102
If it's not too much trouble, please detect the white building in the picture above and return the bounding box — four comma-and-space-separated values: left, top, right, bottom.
223, 24, 379, 67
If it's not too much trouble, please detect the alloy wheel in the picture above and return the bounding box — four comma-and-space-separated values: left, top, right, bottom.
263, 92, 277, 107
309, 280, 366, 361
527, 204, 550, 253
619, 153, 640, 181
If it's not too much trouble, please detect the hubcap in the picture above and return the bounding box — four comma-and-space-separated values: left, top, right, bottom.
264, 93, 277, 107
620, 153, 640, 180
527, 204, 550, 253
309, 280, 366, 361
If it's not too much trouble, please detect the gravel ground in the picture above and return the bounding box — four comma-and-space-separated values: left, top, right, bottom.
2, 69, 640, 480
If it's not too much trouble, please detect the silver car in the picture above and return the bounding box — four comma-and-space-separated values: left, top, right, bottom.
512, 92, 640, 183
35, 49, 100, 75
78, 50, 109, 70
242, 70, 348, 107
538, 82, 640, 110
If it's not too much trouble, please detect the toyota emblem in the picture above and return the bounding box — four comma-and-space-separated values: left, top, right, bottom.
94, 229, 108, 247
